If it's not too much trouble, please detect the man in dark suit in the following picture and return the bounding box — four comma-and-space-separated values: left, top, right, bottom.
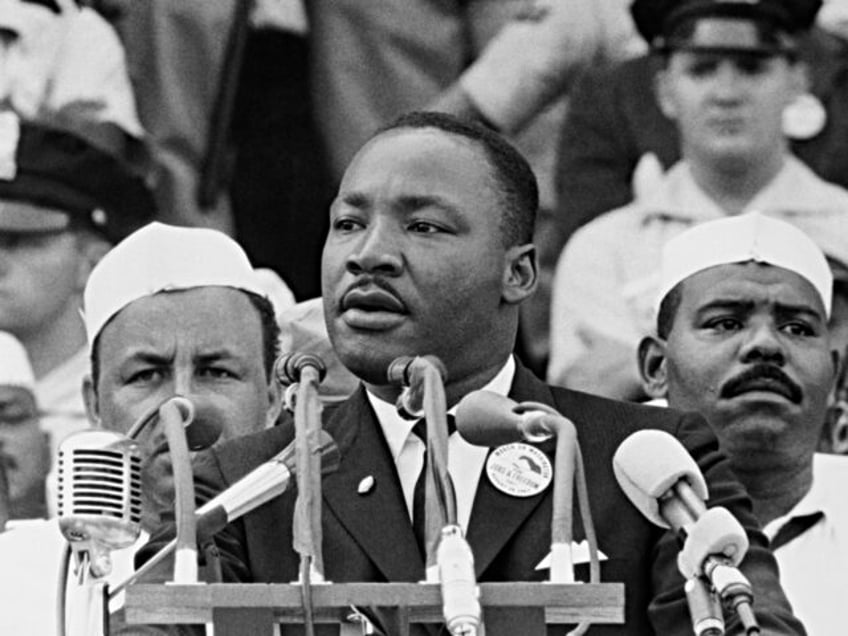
135, 112, 802, 635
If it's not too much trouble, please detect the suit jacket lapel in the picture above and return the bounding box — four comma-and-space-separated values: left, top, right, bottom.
322, 387, 424, 582
465, 362, 559, 577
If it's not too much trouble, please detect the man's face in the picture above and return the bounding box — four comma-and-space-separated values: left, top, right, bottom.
662, 262, 835, 462
0, 222, 93, 339
322, 128, 524, 389
0, 385, 49, 517
86, 287, 279, 502
656, 50, 804, 164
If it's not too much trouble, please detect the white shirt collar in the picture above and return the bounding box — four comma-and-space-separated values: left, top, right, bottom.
763, 453, 834, 540
367, 356, 516, 462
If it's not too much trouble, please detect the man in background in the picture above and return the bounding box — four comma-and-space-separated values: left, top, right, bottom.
549, 0, 848, 401
639, 213, 847, 634
0, 221, 284, 633
0, 117, 155, 493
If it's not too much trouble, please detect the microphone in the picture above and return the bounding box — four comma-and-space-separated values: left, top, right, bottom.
197, 429, 338, 539
57, 429, 142, 578
613, 429, 759, 634
456, 390, 600, 586
275, 352, 327, 385
387, 355, 447, 419
454, 389, 555, 445
111, 429, 341, 597
125, 396, 222, 451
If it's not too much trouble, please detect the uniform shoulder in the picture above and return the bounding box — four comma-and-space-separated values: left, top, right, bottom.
548, 384, 689, 435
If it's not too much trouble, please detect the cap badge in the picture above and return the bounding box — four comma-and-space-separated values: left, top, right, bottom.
782, 93, 827, 140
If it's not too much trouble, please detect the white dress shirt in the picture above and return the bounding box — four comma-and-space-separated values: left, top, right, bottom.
0, 517, 147, 634
366, 356, 516, 534
762, 453, 848, 636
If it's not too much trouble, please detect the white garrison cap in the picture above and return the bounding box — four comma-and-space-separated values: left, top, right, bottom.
0, 331, 35, 391
658, 212, 833, 318
83, 222, 266, 344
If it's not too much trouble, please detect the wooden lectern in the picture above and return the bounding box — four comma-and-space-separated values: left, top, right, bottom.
124, 581, 624, 635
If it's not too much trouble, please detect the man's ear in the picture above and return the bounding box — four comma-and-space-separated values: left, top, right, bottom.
82, 374, 101, 427
638, 335, 669, 399
264, 375, 285, 428
502, 243, 538, 305
654, 68, 677, 121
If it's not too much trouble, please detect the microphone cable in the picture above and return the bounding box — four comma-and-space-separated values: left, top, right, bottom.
514, 400, 600, 636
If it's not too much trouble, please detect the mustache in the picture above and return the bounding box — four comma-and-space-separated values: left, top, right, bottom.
720, 364, 803, 404
342, 276, 404, 305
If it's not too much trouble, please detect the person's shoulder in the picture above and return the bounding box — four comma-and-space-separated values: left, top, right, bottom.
564, 200, 645, 252
547, 383, 690, 434
788, 156, 848, 201
205, 420, 296, 482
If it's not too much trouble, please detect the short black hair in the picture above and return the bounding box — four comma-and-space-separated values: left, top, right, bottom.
375, 111, 539, 246
656, 283, 684, 340
90, 290, 280, 387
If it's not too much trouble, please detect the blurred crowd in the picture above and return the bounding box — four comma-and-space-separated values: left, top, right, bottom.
1, 0, 848, 632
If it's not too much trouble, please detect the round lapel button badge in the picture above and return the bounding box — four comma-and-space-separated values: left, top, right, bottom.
486, 443, 553, 497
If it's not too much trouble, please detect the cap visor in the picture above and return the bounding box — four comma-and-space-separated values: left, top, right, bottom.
665, 17, 794, 56
0, 200, 71, 232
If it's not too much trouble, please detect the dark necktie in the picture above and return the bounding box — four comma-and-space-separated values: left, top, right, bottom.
411, 416, 456, 558
770, 511, 825, 551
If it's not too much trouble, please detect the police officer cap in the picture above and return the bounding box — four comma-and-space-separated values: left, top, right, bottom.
0, 114, 155, 244
631, 0, 822, 54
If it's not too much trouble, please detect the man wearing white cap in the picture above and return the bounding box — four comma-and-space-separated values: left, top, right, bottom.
0, 221, 283, 633
82, 221, 284, 526
638, 213, 848, 635
548, 0, 848, 402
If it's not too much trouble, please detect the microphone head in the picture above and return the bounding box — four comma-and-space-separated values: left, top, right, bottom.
275, 352, 327, 385
387, 356, 415, 386
179, 397, 223, 451
57, 429, 142, 550
386, 355, 448, 386
455, 390, 527, 447
612, 429, 709, 528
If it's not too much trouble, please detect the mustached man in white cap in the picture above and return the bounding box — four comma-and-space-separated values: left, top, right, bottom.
0, 221, 284, 634
638, 212, 847, 635
548, 0, 848, 403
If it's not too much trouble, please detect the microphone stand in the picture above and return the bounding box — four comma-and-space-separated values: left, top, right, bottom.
275, 353, 328, 636
513, 400, 600, 636
389, 356, 481, 636
158, 397, 198, 583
